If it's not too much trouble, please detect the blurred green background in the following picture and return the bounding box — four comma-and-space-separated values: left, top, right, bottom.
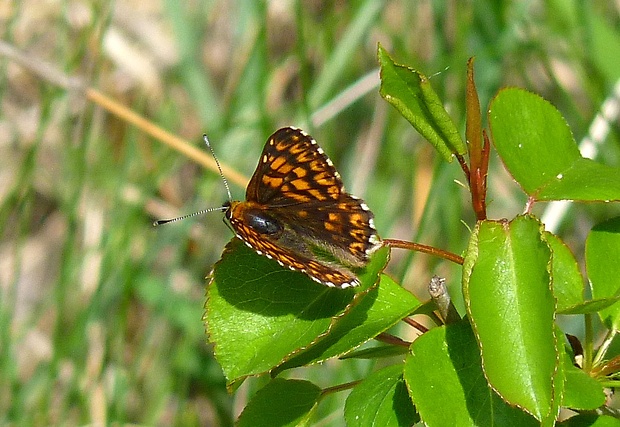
1, 1, 619, 425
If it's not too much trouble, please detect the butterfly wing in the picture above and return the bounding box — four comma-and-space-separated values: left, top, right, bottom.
246, 127, 344, 207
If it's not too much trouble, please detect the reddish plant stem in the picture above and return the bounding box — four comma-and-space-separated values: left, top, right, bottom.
591, 355, 620, 378
456, 153, 470, 180
465, 57, 489, 220
375, 332, 412, 348
383, 239, 464, 265
402, 317, 429, 333
470, 130, 490, 220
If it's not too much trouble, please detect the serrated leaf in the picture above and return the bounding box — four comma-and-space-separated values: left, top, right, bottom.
237, 379, 321, 427
489, 88, 620, 201
205, 238, 388, 386
463, 215, 559, 421
545, 232, 620, 315
378, 45, 465, 161
543, 231, 585, 313
405, 321, 538, 426
558, 296, 620, 315
274, 273, 419, 373
586, 217, 620, 330
345, 364, 418, 427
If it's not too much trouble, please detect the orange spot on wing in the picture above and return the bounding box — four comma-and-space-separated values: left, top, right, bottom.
262, 175, 283, 188
290, 179, 311, 191
270, 156, 287, 170
308, 188, 328, 200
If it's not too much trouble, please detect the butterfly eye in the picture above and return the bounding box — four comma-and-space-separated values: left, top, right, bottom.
245, 211, 282, 235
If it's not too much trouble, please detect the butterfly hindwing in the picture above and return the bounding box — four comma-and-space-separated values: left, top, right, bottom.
230, 221, 360, 288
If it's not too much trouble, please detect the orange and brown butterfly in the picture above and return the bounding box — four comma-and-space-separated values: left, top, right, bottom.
157, 127, 382, 288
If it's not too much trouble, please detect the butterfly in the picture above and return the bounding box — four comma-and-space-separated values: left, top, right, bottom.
222, 127, 381, 288
156, 127, 382, 288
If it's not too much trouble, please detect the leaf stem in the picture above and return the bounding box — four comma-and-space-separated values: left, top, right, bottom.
402, 317, 429, 333
584, 313, 594, 372
383, 239, 464, 265
321, 380, 362, 397
375, 332, 412, 347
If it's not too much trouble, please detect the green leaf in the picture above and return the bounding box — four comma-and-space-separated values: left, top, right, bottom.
539, 158, 620, 201
205, 238, 388, 386
488, 88, 620, 201
549, 242, 620, 311
345, 364, 418, 427
561, 348, 606, 410
586, 217, 620, 330
543, 232, 585, 313
237, 379, 321, 427
463, 215, 559, 421
274, 273, 419, 373
405, 321, 538, 426
558, 296, 620, 315
378, 45, 465, 161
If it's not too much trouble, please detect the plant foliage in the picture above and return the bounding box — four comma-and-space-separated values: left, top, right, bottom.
205, 46, 620, 426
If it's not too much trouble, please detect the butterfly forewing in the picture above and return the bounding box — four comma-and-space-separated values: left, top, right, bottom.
246, 127, 344, 206
226, 127, 381, 288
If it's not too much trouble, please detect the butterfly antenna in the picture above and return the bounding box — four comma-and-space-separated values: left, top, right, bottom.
153, 206, 227, 226
153, 133, 233, 227
203, 134, 232, 202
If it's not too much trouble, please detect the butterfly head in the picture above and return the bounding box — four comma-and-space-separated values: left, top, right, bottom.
224, 200, 283, 237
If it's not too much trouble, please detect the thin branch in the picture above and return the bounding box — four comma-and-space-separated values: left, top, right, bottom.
321, 380, 362, 397
402, 317, 429, 334
383, 238, 464, 265
375, 332, 412, 347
